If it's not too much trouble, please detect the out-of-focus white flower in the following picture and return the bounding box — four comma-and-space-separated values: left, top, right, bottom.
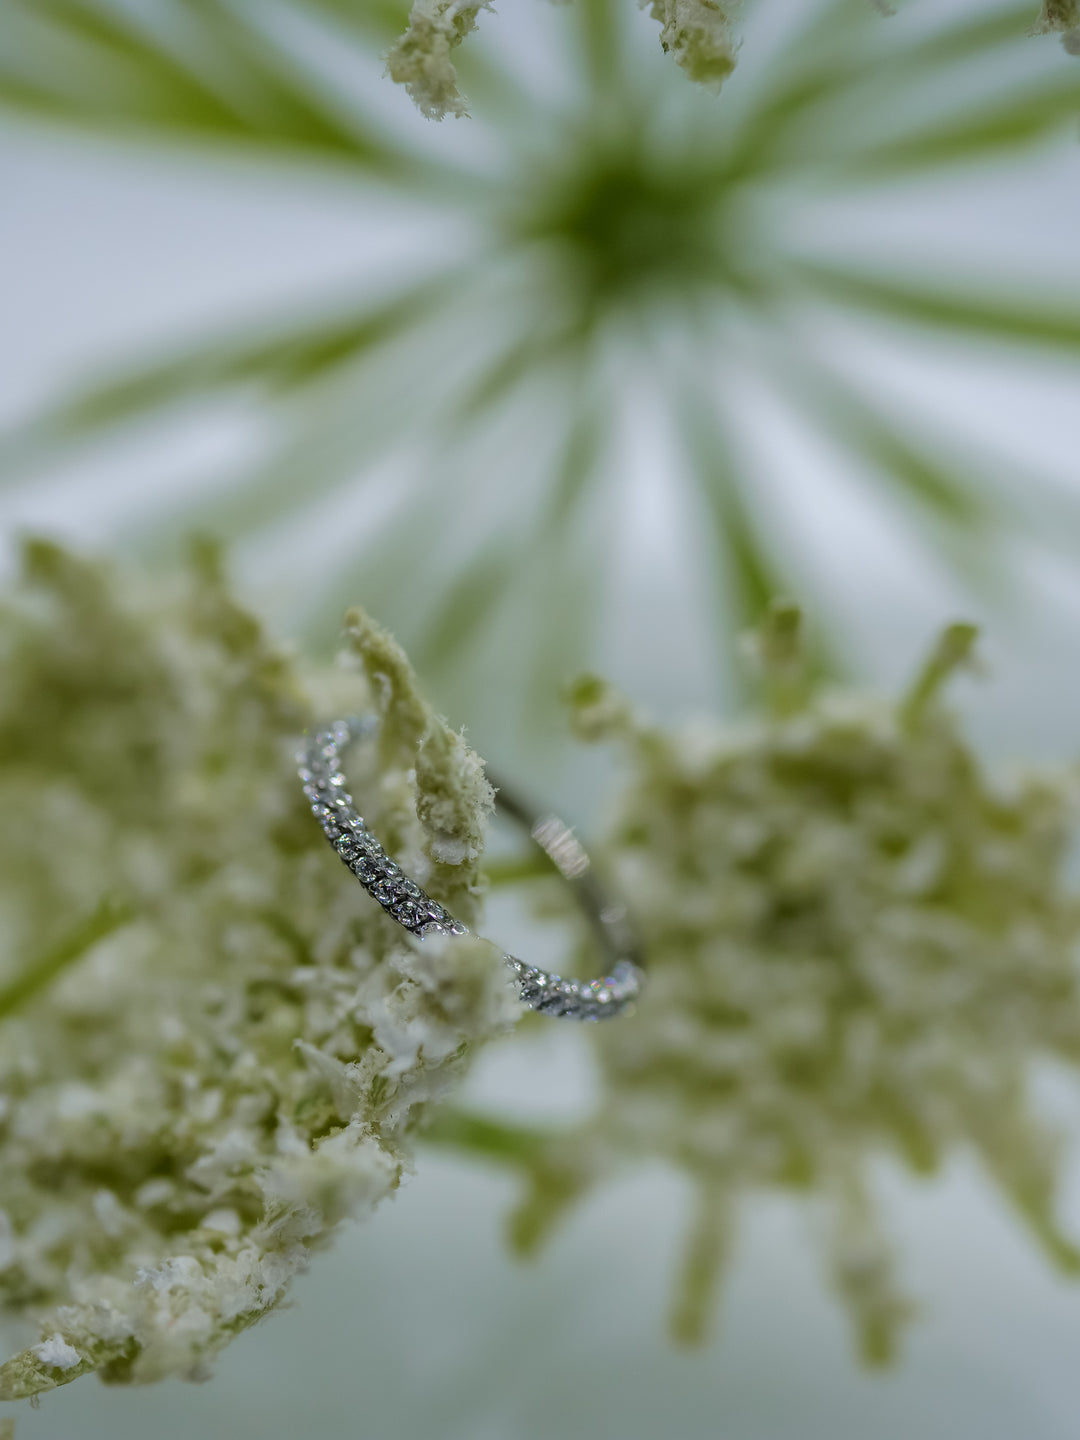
487, 607, 1080, 1363
2, 1, 1076, 737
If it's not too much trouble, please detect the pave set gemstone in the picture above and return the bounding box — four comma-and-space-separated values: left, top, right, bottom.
298, 715, 642, 1021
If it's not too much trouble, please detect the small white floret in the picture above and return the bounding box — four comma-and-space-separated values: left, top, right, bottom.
33, 1335, 81, 1371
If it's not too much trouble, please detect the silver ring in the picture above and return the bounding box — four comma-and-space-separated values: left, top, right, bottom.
297, 716, 643, 1021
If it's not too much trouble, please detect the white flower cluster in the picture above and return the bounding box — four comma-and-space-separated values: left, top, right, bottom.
384, 1, 1077, 120
502, 610, 1080, 1362
0, 542, 515, 1402
386, 0, 742, 118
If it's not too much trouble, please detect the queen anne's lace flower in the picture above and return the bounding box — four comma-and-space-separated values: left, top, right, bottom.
0, 542, 515, 1400
5, 547, 1080, 1400
498, 608, 1080, 1363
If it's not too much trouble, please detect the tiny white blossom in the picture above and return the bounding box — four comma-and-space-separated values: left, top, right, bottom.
386, 0, 493, 118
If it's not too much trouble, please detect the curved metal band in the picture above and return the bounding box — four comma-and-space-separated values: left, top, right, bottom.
298, 716, 643, 1021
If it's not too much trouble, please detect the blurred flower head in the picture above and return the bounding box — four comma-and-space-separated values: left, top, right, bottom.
1, 0, 1078, 748
488, 608, 1080, 1363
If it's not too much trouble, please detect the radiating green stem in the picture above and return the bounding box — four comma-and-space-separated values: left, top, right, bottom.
421, 1107, 561, 1164
0, 896, 133, 1022
669, 1181, 734, 1347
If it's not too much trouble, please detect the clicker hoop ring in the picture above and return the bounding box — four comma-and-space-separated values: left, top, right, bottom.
298, 716, 643, 1021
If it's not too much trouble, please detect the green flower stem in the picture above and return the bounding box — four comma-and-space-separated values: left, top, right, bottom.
481, 854, 559, 888
669, 1182, 735, 1347
421, 1108, 559, 1166
0, 896, 132, 1023
899, 621, 979, 731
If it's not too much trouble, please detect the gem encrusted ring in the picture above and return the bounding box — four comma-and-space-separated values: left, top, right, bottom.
297, 715, 643, 1021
